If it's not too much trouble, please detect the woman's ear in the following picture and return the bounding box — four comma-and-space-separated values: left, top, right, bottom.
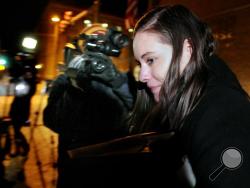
180, 39, 192, 73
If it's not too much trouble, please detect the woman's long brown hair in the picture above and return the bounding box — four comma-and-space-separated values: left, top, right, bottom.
128, 5, 216, 133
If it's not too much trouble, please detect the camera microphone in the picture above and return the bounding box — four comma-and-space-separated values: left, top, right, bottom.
85, 42, 120, 57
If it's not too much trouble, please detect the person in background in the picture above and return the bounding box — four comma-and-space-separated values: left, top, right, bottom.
0, 119, 15, 188
43, 48, 136, 187
8, 55, 38, 157
129, 4, 250, 187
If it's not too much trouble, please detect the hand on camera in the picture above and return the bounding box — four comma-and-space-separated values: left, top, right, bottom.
88, 53, 126, 88
66, 52, 126, 89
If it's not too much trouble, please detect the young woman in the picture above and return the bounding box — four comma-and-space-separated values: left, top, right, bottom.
130, 4, 250, 187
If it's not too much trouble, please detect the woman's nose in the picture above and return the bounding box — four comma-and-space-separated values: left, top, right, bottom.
139, 66, 150, 83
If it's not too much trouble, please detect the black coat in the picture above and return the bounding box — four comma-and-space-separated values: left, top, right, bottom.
9, 73, 37, 125
43, 74, 134, 187
181, 55, 250, 187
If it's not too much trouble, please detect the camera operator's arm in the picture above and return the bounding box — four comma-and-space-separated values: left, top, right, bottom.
43, 74, 68, 133
87, 53, 135, 110
65, 52, 135, 110
44, 72, 93, 134
89, 67, 135, 111
90, 74, 134, 111
111, 73, 135, 111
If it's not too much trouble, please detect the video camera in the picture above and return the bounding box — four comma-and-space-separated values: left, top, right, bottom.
64, 28, 130, 87
79, 28, 130, 57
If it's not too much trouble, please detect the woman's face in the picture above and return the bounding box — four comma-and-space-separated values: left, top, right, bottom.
133, 31, 191, 102
133, 31, 173, 102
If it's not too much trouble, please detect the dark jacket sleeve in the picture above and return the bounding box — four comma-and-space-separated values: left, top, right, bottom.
43, 73, 131, 138
183, 86, 250, 188
43, 74, 70, 133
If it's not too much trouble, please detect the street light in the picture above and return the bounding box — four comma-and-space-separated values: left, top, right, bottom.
22, 37, 38, 50
0, 54, 8, 71
51, 15, 60, 23
20, 36, 38, 54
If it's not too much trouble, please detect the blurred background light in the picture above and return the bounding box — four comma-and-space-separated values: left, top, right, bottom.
51, 16, 60, 22
22, 37, 38, 50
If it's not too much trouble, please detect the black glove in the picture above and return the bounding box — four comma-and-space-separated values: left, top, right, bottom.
65, 54, 90, 91
88, 53, 125, 88
65, 52, 126, 89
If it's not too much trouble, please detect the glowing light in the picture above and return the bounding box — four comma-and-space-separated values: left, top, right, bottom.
83, 20, 91, 25
0, 65, 5, 70
101, 23, 108, 28
0, 58, 7, 65
35, 64, 43, 69
51, 16, 60, 22
115, 26, 122, 31
15, 80, 30, 96
22, 37, 37, 50
128, 28, 134, 33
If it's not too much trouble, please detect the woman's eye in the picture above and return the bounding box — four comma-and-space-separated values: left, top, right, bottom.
135, 60, 141, 67
147, 58, 154, 65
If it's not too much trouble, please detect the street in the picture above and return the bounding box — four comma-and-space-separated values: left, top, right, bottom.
1, 81, 58, 188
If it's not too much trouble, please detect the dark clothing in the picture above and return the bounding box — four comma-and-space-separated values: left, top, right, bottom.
9, 71, 37, 156
133, 55, 250, 188
43, 74, 135, 187
181, 55, 250, 187
9, 74, 37, 125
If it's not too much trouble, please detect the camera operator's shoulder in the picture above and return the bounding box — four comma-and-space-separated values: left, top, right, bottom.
52, 74, 70, 86
46, 74, 70, 94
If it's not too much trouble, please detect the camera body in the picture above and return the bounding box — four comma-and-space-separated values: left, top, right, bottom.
79, 28, 129, 57
64, 28, 130, 86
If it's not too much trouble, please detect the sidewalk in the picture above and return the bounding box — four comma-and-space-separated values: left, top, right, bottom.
1, 81, 59, 188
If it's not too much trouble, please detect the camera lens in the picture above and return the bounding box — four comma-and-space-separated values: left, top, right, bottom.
111, 33, 129, 49
91, 60, 106, 73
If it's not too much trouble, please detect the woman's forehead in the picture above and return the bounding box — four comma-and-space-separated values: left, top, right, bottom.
133, 32, 170, 57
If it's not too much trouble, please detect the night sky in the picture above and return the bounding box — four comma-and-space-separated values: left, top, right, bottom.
0, 0, 147, 54
0, 0, 49, 54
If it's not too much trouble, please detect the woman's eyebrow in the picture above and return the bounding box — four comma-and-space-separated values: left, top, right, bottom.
141, 51, 153, 59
